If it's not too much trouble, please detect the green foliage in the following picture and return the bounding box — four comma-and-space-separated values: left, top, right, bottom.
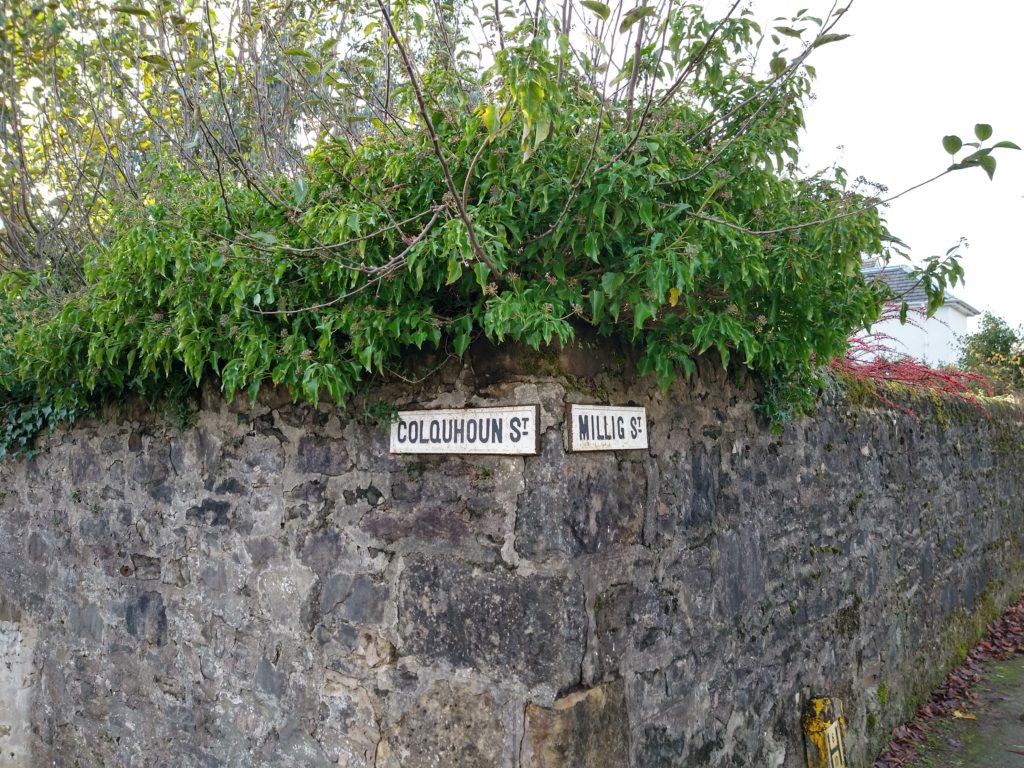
905, 242, 967, 316
958, 313, 1024, 395
0, 271, 87, 456
942, 126, 1021, 180
0, 400, 82, 459
0, 90, 888, 429
0, 1, 1016, 452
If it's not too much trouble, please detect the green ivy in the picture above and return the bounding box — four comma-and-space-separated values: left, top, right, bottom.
0, 400, 82, 459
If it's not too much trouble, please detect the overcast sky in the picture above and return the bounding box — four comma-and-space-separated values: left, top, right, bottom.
724, 0, 1024, 331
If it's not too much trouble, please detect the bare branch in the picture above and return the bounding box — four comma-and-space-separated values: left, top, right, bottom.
373, 0, 502, 277
681, 169, 952, 237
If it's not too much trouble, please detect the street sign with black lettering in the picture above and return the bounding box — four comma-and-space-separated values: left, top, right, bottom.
567, 404, 648, 451
389, 405, 540, 455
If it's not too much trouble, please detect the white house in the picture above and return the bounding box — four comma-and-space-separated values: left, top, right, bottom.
860, 263, 980, 367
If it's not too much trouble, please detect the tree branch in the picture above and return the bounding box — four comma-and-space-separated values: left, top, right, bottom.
252, 209, 442, 316
373, 0, 502, 277
682, 169, 952, 237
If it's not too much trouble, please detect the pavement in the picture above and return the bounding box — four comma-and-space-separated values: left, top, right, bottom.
905, 656, 1024, 767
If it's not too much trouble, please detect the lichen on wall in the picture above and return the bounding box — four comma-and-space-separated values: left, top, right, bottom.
0, 344, 1022, 767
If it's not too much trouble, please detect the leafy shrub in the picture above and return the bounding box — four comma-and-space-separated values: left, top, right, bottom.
1, 95, 891, 427
0, 2, 1014, 454
958, 313, 1024, 394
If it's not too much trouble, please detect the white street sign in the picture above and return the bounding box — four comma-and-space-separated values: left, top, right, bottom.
389, 406, 540, 455
567, 404, 648, 451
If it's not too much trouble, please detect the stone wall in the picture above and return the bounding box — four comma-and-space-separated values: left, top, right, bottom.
1, 345, 1023, 768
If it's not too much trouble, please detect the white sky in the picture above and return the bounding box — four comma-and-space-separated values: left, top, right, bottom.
745, 0, 1024, 331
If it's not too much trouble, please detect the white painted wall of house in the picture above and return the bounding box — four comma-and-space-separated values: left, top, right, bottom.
864, 304, 970, 366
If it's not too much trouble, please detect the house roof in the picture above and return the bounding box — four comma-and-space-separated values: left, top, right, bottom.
861, 264, 980, 317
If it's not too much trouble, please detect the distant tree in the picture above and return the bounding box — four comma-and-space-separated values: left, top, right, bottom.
958, 313, 1024, 394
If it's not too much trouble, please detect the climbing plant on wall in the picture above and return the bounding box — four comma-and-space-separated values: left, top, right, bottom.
0, 0, 1017, 452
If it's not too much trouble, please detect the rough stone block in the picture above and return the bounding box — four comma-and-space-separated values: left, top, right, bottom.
186, 498, 234, 527
297, 436, 351, 476
317, 671, 380, 766
714, 526, 766, 617
124, 590, 167, 647
317, 572, 387, 626
257, 563, 316, 626
648, 443, 720, 544
593, 582, 675, 679
516, 432, 646, 560
398, 555, 585, 689
366, 456, 521, 553
522, 680, 630, 768
130, 554, 161, 580
375, 682, 508, 768
0, 616, 36, 768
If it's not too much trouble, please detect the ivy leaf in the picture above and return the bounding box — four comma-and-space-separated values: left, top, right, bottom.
959, 147, 991, 165
590, 289, 605, 321
993, 140, 1021, 150
601, 271, 625, 297
112, 5, 152, 18
978, 154, 997, 180
481, 104, 499, 135
942, 135, 962, 155
974, 123, 993, 141
453, 329, 471, 356
452, 316, 472, 356
251, 231, 278, 245
812, 33, 850, 48
774, 26, 803, 38
634, 301, 655, 330
534, 115, 553, 148
140, 54, 170, 69
474, 262, 490, 290
290, 178, 310, 207
520, 80, 544, 121
679, 355, 696, 379
620, 6, 655, 33
769, 56, 787, 76
581, 1, 611, 20
184, 56, 207, 75
446, 256, 463, 285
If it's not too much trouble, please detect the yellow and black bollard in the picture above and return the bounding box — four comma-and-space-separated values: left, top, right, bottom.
802, 697, 848, 768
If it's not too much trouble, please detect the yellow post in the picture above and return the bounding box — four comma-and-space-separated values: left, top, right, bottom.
802, 697, 848, 768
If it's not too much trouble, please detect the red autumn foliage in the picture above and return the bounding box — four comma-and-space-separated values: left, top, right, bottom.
872, 593, 1024, 767
831, 303, 993, 417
